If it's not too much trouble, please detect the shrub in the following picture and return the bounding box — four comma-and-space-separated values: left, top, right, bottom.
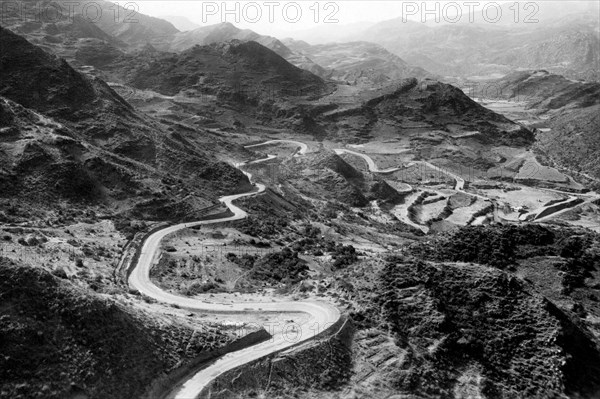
52, 268, 68, 279
250, 248, 308, 284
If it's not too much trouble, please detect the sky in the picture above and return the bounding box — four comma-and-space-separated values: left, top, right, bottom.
130, 1, 598, 37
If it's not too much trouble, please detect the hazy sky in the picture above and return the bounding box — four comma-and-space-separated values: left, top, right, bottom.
132, 1, 598, 37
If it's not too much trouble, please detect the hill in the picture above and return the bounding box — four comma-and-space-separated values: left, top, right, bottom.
283, 40, 432, 85
167, 22, 290, 55
106, 39, 327, 101
0, 258, 235, 399
493, 70, 600, 111
167, 23, 326, 78
88, 0, 179, 47
0, 26, 251, 223
489, 70, 600, 182
314, 78, 532, 145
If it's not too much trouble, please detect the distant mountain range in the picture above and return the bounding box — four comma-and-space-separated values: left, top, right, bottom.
321, 11, 600, 81
1, 1, 429, 85
5, 0, 596, 84
160, 16, 202, 32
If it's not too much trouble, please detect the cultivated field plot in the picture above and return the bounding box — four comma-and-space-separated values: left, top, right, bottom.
391, 163, 456, 186
445, 198, 490, 226
385, 180, 413, 194
417, 196, 449, 224
368, 153, 412, 169
515, 155, 570, 184
391, 191, 429, 233
338, 153, 369, 173
246, 142, 303, 159
478, 186, 566, 220
474, 99, 540, 127
346, 141, 413, 155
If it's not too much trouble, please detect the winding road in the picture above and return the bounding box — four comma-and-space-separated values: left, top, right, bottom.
244, 139, 309, 156
129, 145, 339, 399
128, 139, 597, 398
333, 148, 401, 174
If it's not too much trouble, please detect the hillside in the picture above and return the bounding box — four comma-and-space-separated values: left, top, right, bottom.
0, 258, 235, 399
314, 78, 532, 146
488, 70, 600, 181
0, 1, 127, 70
363, 257, 600, 398
106, 39, 327, 101
167, 23, 328, 78
538, 105, 600, 182
168, 22, 290, 56
88, 0, 179, 47
0, 26, 251, 223
283, 40, 432, 85
492, 70, 600, 111
0, 26, 130, 119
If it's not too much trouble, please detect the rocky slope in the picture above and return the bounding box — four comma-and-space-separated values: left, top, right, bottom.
89, 0, 178, 47
489, 70, 600, 182
166, 23, 329, 78
0, 26, 251, 223
0, 0, 127, 69
492, 70, 600, 111
0, 258, 235, 399
538, 104, 600, 182
364, 258, 600, 398
103, 39, 328, 106
314, 78, 533, 145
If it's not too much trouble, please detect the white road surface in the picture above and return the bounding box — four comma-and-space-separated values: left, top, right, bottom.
333, 148, 401, 173
244, 140, 309, 156
129, 150, 339, 399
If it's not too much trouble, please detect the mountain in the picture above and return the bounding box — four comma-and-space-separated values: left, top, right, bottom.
339, 10, 600, 81
283, 40, 432, 85
167, 22, 289, 55
0, 25, 131, 119
493, 70, 600, 111
489, 70, 600, 183
284, 21, 377, 44
166, 23, 330, 78
538, 105, 600, 183
299, 78, 534, 167
0, 0, 126, 69
160, 16, 202, 32
105, 39, 327, 101
89, 0, 179, 47
0, 26, 250, 220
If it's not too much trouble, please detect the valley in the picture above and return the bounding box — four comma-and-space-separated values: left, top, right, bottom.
1, 2, 600, 399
